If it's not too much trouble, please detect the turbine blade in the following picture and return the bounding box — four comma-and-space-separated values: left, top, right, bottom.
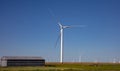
54, 32, 61, 48
63, 26, 71, 28
58, 22, 63, 28
48, 8, 61, 25
48, 8, 56, 20
66, 25, 87, 28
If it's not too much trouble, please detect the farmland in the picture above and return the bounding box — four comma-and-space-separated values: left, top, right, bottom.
0, 62, 120, 71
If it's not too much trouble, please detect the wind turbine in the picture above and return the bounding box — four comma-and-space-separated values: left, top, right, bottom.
58, 22, 71, 63
48, 8, 86, 63
58, 22, 86, 63
79, 56, 82, 62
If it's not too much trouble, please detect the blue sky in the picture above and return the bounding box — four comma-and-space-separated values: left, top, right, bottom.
0, 0, 120, 62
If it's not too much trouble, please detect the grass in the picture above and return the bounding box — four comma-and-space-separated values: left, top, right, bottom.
0, 62, 120, 71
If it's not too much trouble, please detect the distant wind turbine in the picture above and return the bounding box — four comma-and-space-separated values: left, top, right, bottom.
79, 56, 82, 62
113, 58, 116, 63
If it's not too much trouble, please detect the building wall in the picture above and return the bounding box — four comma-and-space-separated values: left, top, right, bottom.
1, 60, 7, 67
7, 59, 45, 66
1, 56, 45, 67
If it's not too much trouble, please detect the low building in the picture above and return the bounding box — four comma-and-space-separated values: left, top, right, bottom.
1, 56, 45, 67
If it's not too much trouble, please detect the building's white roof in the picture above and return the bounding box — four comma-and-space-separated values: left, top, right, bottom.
1, 56, 44, 60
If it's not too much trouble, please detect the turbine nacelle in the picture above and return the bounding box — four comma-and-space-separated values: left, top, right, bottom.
58, 22, 71, 29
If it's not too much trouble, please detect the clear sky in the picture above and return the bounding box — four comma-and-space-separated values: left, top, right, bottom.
0, 0, 120, 62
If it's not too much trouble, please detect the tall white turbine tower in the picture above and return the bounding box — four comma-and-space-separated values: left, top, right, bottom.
58, 22, 71, 63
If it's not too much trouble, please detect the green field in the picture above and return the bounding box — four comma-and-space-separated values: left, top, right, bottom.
0, 62, 120, 71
